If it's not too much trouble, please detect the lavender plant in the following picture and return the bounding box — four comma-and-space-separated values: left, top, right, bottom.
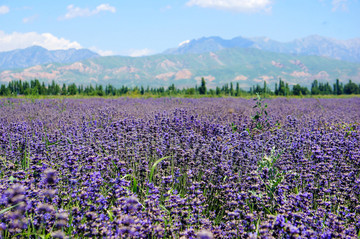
0, 97, 358, 238
251, 93, 270, 131
256, 147, 284, 213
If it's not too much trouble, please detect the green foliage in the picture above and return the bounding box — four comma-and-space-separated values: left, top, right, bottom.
1, 78, 359, 98
256, 147, 284, 213
0, 203, 22, 215
292, 84, 309, 96
251, 93, 270, 130
274, 78, 290, 96
121, 174, 138, 193
149, 156, 170, 184
198, 77, 207, 95
344, 80, 360, 94
311, 80, 333, 95
333, 79, 343, 95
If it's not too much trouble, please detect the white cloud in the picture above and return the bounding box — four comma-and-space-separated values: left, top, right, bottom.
0, 31, 82, 51
160, 5, 172, 12
0, 5, 9, 14
61, 4, 116, 20
186, 0, 272, 12
89, 47, 115, 56
179, 40, 190, 47
128, 48, 154, 57
23, 15, 38, 23
332, 0, 349, 11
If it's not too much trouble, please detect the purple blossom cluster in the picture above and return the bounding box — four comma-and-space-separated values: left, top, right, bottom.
0, 97, 359, 238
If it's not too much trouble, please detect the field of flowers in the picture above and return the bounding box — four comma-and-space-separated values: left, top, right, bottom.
0, 97, 359, 238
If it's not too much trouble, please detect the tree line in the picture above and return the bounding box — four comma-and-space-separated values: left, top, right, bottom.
0, 78, 359, 97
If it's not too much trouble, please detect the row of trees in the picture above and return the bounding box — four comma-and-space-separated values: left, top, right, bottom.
250, 78, 360, 96
0, 78, 359, 97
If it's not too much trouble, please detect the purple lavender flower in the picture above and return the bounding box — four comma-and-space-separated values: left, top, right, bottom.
44, 168, 57, 185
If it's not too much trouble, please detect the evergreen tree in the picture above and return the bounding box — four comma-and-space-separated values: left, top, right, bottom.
344, 80, 359, 94
61, 83, 67, 95
311, 80, 320, 95
333, 79, 343, 95
278, 79, 286, 96
230, 82, 234, 96
68, 83, 77, 95
236, 82, 240, 96
274, 83, 278, 95
292, 84, 302, 96
54, 84, 61, 95
140, 86, 145, 95
216, 86, 221, 96
96, 85, 104, 96
285, 83, 290, 96
0, 85, 8, 96
40, 82, 47, 95
199, 77, 207, 95
263, 81, 267, 94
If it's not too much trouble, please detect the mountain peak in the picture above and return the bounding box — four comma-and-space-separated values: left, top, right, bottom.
25, 45, 48, 51
0, 46, 99, 70
164, 35, 360, 62
164, 35, 253, 55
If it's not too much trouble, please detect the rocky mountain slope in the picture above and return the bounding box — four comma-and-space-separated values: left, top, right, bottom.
0, 46, 99, 70
164, 35, 360, 63
1, 47, 359, 89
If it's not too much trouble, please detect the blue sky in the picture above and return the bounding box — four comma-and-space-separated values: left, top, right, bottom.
0, 0, 359, 56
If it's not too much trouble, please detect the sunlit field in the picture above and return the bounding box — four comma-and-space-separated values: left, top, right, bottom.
0, 97, 359, 238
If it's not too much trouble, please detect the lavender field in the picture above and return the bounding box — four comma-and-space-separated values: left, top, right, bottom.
0, 97, 359, 238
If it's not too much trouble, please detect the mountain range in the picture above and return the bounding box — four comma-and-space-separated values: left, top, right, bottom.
164, 35, 360, 63
0, 35, 360, 89
0, 46, 99, 70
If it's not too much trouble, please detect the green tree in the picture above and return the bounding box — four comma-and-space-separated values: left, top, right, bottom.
235, 82, 240, 96
61, 83, 67, 95
344, 80, 359, 94
0, 84, 9, 96
199, 77, 207, 95
68, 83, 77, 95
311, 80, 320, 95
292, 84, 302, 96
230, 82, 234, 96
216, 86, 221, 96
278, 79, 286, 96
96, 85, 104, 96
333, 79, 343, 95
274, 83, 278, 95
285, 83, 290, 96
186, 88, 195, 95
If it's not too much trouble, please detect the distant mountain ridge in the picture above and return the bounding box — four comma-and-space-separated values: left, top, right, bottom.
164, 35, 360, 63
0, 46, 99, 70
1, 35, 360, 90
1, 47, 359, 90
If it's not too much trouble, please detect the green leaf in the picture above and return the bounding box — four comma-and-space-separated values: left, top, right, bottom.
272, 176, 283, 189
255, 218, 261, 236
121, 174, 138, 193
0, 203, 21, 215
47, 139, 60, 146
9, 176, 17, 183
106, 209, 114, 222
159, 204, 170, 214
149, 156, 170, 184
